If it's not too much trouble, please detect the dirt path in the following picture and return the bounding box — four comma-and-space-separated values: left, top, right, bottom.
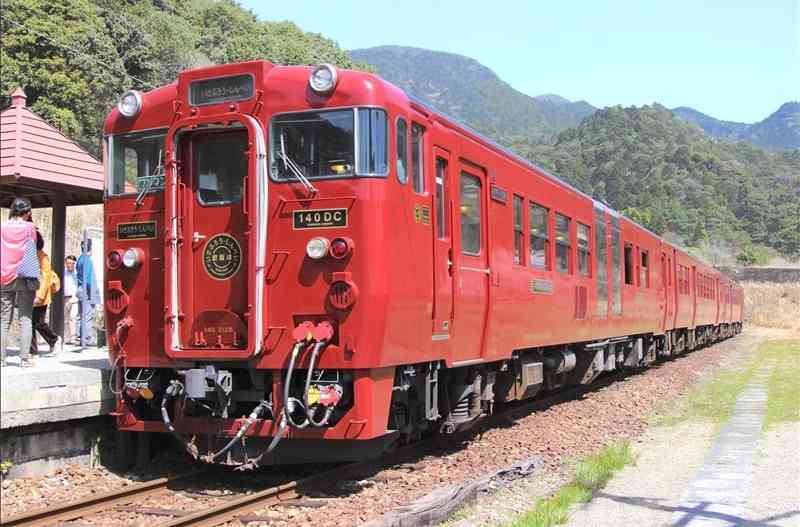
437, 327, 794, 527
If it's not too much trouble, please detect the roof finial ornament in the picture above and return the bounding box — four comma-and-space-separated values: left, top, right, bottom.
10, 88, 27, 108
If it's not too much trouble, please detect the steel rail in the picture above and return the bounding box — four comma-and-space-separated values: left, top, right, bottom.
0, 472, 200, 527
0, 351, 688, 527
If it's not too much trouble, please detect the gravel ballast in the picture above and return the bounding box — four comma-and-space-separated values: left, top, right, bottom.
1, 328, 777, 526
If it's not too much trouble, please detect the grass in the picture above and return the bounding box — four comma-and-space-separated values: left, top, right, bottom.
741, 281, 800, 332
653, 338, 800, 431
653, 358, 758, 428
761, 340, 800, 429
503, 442, 634, 527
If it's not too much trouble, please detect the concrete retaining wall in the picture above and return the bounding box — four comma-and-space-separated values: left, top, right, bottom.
717, 267, 800, 284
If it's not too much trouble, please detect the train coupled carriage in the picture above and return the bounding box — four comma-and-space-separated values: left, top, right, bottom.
103, 60, 743, 468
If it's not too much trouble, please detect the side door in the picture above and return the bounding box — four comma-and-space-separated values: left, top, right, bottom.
451, 164, 489, 363
660, 251, 673, 332
432, 147, 454, 340
178, 130, 249, 349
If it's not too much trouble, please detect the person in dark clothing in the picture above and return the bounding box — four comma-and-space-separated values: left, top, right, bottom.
30, 231, 62, 355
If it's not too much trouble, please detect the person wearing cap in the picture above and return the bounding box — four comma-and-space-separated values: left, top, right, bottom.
75, 238, 100, 349
1, 197, 41, 367
31, 230, 63, 356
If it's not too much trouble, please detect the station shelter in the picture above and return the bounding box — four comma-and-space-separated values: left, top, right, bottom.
0, 88, 104, 337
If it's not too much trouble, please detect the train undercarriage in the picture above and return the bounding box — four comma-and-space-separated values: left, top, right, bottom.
117, 322, 741, 468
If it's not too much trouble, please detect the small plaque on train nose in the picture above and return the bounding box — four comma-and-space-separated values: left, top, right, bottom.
293, 208, 348, 229
117, 221, 157, 240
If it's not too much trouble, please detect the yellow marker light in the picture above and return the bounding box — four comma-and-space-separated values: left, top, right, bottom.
307, 386, 321, 406
139, 387, 154, 400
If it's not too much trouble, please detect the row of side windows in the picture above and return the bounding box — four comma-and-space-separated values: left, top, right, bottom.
697, 273, 715, 299
512, 195, 590, 277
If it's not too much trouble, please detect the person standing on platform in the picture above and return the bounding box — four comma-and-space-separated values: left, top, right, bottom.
75, 239, 100, 349
1, 198, 41, 367
63, 255, 79, 345
31, 230, 63, 356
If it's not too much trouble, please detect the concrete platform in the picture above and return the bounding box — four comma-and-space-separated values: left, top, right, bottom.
1, 345, 114, 429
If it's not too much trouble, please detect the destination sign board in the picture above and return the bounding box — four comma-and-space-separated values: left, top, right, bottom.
189, 74, 254, 106
117, 221, 157, 240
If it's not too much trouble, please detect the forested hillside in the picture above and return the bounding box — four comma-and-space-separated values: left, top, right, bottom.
515, 105, 800, 260
0, 0, 364, 154
350, 46, 596, 142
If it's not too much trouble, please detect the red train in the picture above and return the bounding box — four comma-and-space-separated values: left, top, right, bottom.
103, 60, 743, 467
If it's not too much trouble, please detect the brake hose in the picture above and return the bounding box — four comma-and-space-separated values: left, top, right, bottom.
201, 399, 271, 463
160, 382, 198, 459
283, 341, 310, 428
303, 340, 334, 427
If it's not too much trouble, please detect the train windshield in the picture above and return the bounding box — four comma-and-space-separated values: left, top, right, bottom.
107, 129, 167, 196
270, 108, 387, 181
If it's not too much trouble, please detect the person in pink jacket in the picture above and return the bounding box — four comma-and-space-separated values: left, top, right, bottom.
1, 198, 41, 367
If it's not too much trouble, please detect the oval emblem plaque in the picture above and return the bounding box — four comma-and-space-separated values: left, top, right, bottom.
202, 234, 242, 280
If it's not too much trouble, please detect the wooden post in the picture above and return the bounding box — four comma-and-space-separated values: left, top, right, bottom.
50, 195, 66, 338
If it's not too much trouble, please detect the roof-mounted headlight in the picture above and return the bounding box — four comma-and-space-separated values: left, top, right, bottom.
118, 90, 142, 118
309, 64, 338, 95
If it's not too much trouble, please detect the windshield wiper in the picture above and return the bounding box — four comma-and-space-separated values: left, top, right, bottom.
278, 132, 318, 195
135, 150, 164, 207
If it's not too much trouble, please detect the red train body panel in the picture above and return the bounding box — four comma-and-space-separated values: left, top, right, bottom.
103, 61, 743, 465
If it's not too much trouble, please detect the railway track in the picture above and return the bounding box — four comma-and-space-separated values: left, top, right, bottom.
0, 366, 641, 527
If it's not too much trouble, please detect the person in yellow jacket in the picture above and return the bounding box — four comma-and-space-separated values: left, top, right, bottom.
31, 231, 63, 355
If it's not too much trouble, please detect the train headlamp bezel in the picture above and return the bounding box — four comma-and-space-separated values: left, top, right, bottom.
118, 90, 143, 118
308, 64, 338, 95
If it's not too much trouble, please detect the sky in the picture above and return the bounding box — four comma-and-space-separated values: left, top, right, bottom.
241, 0, 799, 123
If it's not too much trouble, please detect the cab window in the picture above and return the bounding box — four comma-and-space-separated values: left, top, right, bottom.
196, 134, 247, 206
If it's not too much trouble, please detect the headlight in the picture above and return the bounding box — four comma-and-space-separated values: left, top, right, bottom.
306, 237, 330, 260
118, 90, 142, 118
122, 247, 143, 268
308, 64, 338, 95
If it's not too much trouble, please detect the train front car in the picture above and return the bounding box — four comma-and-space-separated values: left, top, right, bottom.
104, 61, 406, 466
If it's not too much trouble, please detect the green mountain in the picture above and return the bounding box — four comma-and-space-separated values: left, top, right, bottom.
349, 46, 596, 142
672, 103, 800, 150
352, 45, 798, 259
516, 105, 800, 259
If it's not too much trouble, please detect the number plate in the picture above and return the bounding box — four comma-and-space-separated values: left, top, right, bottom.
293, 208, 348, 229
117, 221, 157, 240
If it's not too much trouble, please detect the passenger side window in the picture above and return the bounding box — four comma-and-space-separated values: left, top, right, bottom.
555, 213, 571, 274
577, 223, 590, 277
396, 118, 408, 184
624, 243, 635, 285
411, 123, 425, 193
460, 172, 481, 255
640, 250, 649, 287
513, 195, 525, 265
530, 203, 549, 269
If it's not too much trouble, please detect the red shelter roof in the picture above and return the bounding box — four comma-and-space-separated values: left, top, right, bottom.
0, 88, 104, 208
